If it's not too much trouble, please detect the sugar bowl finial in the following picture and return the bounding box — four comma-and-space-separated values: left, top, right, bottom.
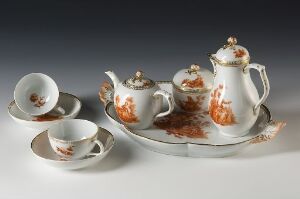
224, 36, 237, 49
187, 64, 200, 74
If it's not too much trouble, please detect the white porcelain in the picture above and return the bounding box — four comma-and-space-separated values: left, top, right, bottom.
14, 73, 62, 116
31, 127, 114, 170
8, 92, 81, 130
103, 81, 285, 158
172, 64, 213, 113
208, 37, 270, 137
48, 119, 104, 160
105, 70, 174, 129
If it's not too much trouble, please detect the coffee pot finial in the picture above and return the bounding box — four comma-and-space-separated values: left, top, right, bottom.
224, 36, 237, 49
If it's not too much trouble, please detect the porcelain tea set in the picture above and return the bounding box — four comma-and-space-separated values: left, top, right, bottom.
9, 36, 286, 168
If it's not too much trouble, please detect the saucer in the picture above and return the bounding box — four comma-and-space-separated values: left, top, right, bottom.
8, 92, 82, 130
31, 127, 114, 170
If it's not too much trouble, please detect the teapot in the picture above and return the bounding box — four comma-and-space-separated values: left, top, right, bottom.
105, 70, 175, 130
208, 36, 270, 137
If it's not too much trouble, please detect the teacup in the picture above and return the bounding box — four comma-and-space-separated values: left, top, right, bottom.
47, 119, 104, 160
14, 73, 64, 116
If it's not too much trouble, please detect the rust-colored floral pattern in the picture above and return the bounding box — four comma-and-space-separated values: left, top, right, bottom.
181, 75, 204, 89
178, 95, 205, 112
30, 93, 46, 108
233, 49, 246, 58
250, 121, 286, 144
209, 84, 237, 126
115, 95, 139, 123
154, 112, 210, 139
56, 146, 74, 156
32, 114, 62, 122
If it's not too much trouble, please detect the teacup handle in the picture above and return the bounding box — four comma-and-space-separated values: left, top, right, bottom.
244, 63, 270, 115
153, 90, 175, 118
87, 140, 105, 156
53, 105, 65, 115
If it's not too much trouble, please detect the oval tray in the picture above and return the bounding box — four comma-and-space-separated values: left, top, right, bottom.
100, 81, 286, 157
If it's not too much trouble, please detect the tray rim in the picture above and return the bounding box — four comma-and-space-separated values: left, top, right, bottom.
105, 101, 273, 147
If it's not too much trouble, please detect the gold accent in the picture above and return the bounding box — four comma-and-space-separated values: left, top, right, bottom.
122, 79, 155, 90
172, 82, 211, 94
132, 70, 144, 82
208, 53, 250, 67
49, 130, 98, 144
223, 36, 237, 49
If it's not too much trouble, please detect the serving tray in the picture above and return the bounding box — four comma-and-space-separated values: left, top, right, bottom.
100, 81, 286, 157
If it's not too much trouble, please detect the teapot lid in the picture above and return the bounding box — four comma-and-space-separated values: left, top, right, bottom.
172, 64, 213, 93
123, 70, 155, 90
213, 36, 250, 66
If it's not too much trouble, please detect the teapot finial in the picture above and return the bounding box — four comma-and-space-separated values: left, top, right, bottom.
133, 70, 144, 82
224, 36, 237, 49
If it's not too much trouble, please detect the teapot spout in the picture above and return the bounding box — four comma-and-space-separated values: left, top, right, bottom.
105, 70, 120, 88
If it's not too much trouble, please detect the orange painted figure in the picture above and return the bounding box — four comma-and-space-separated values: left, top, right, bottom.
233, 49, 246, 58
209, 84, 237, 126
115, 95, 139, 123
178, 95, 205, 112
32, 114, 62, 122
56, 146, 74, 156
181, 75, 204, 89
30, 93, 46, 108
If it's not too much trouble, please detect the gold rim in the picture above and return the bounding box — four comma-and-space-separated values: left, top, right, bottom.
208, 53, 250, 67
105, 98, 272, 147
172, 81, 211, 94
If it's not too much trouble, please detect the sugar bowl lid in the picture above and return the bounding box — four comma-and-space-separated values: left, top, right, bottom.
122, 70, 156, 90
212, 36, 250, 66
172, 64, 213, 93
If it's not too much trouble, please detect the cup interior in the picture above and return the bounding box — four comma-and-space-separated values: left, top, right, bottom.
14, 73, 59, 115
48, 119, 98, 141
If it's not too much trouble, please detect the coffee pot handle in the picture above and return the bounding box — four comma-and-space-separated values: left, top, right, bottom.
244, 63, 270, 114
153, 90, 175, 118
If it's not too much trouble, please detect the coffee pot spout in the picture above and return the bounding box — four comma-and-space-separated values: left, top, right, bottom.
105, 70, 120, 88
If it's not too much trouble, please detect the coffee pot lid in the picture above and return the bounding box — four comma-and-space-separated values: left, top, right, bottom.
172, 64, 213, 93
123, 70, 155, 90
213, 36, 250, 66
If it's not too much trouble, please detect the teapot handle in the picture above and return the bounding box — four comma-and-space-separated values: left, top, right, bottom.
153, 90, 175, 118
244, 63, 270, 114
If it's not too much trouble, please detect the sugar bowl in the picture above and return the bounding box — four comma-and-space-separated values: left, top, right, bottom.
172, 64, 213, 113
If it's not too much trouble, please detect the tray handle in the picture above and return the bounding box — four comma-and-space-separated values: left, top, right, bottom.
250, 121, 286, 144
99, 81, 114, 105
